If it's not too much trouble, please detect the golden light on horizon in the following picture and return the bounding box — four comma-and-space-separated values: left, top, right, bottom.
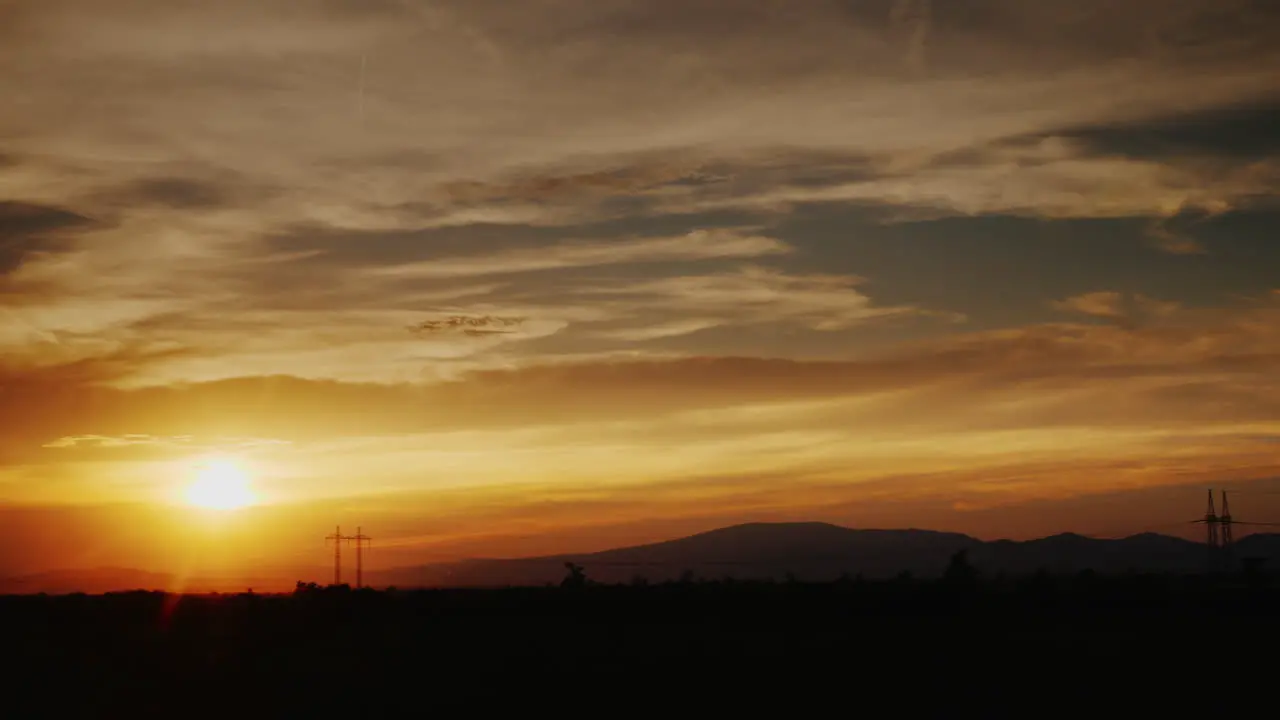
185, 458, 256, 511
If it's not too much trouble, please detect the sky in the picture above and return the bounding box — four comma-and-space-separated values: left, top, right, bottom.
2, 0, 1280, 584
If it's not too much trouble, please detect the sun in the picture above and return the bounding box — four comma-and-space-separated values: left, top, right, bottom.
185, 458, 255, 510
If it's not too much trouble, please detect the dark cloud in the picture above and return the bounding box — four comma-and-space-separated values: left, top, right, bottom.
1060, 96, 1280, 162
106, 177, 230, 209
0, 201, 93, 275
0, 202, 90, 240
410, 315, 527, 336
445, 0, 1280, 77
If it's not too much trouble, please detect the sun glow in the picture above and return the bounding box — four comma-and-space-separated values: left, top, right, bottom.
185, 458, 255, 510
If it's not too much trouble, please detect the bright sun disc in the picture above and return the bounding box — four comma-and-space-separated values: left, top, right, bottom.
186, 459, 255, 510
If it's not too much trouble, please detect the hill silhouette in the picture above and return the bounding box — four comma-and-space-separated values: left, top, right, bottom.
372, 522, 1278, 588
8, 522, 1276, 593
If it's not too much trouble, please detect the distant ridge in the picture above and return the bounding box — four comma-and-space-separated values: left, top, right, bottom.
9, 523, 1279, 594
370, 522, 1279, 588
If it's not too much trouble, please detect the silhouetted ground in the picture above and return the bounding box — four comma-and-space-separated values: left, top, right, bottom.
5, 570, 1279, 715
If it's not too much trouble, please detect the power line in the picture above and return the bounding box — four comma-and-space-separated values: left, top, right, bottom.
324, 526, 373, 587
324, 526, 348, 586
349, 527, 373, 589
1186, 489, 1280, 570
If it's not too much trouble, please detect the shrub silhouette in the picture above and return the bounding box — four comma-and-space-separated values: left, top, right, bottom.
294, 581, 321, 594
561, 562, 588, 588
943, 549, 978, 585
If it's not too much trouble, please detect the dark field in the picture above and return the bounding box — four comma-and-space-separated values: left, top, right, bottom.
6, 572, 1278, 715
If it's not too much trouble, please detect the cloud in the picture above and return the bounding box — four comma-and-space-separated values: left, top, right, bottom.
3, 0, 1277, 246
596, 318, 722, 342
436, 162, 710, 204
409, 315, 527, 337
0, 3, 1274, 368
581, 265, 945, 336
1052, 291, 1185, 326
43, 434, 290, 451
638, 136, 1279, 222
362, 229, 789, 279
1147, 222, 1208, 255
2, 288, 1276, 451
1, 208, 931, 384
1061, 96, 1280, 162
0, 202, 92, 240
1052, 292, 1126, 319
0, 202, 95, 276
94, 177, 234, 210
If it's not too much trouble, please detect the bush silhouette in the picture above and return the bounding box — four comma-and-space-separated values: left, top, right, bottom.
944, 549, 979, 585
561, 562, 588, 588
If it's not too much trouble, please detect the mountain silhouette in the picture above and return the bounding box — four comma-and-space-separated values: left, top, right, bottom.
9, 523, 1278, 593
373, 522, 1276, 588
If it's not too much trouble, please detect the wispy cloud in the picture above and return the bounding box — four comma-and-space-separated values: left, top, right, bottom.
5, 289, 1277, 446
1052, 291, 1184, 326
44, 435, 290, 451
1052, 291, 1127, 319
1148, 227, 1208, 255
362, 229, 789, 279
409, 315, 527, 337
582, 265, 948, 335
3, 1, 1276, 242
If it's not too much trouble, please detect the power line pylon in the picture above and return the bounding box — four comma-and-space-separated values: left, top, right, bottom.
1204, 489, 1220, 550
325, 525, 348, 586
1220, 490, 1235, 567
349, 527, 373, 589
1191, 488, 1278, 572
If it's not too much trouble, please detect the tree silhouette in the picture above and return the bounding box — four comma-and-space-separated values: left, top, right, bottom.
944, 549, 979, 585
561, 562, 587, 589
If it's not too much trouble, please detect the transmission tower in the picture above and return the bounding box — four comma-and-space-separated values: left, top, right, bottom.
349, 527, 373, 589
1191, 487, 1280, 572
1203, 489, 1220, 550
324, 525, 348, 586
1220, 490, 1235, 563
